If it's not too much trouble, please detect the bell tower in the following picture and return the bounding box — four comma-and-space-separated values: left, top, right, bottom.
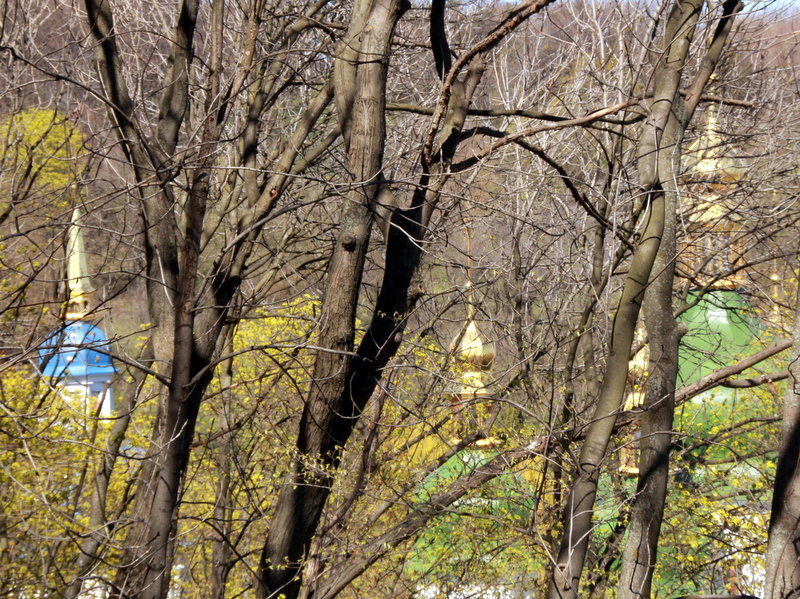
38, 204, 117, 416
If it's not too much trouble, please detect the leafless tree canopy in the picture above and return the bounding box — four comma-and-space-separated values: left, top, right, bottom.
1, 1, 800, 598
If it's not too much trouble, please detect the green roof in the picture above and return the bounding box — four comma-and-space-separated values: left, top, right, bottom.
406, 450, 534, 579
678, 289, 760, 385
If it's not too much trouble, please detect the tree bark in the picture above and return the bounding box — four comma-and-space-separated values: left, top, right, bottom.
765, 268, 800, 598
257, 2, 557, 596
618, 111, 682, 599
257, 2, 404, 597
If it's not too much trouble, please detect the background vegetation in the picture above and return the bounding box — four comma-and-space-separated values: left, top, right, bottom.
1, 0, 799, 598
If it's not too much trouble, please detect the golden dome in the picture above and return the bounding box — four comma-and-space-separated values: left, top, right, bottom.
452, 320, 495, 370
446, 369, 489, 404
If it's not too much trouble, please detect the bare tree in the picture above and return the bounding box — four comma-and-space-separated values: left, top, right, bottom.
2, 1, 799, 599
548, 1, 744, 597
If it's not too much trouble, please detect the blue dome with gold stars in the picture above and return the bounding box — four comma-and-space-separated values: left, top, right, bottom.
38, 320, 115, 381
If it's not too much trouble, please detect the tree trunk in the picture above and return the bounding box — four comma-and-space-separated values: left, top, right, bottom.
547, 183, 668, 599
617, 1, 742, 594
765, 280, 800, 597
257, 2, 404, 597
547, 1, 704, 596
255, 1, 556, 594
618, 113, 681, 599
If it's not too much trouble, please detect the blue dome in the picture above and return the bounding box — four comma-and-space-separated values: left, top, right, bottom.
38, 320, 116, 380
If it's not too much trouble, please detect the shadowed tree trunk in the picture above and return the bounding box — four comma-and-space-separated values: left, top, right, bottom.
82, 0, 336, 595
257, 1, 406, 597
765, 268, 800, 597
257, 1, 556, 596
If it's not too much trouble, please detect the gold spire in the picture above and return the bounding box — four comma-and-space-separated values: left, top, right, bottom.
65, 206, 94, 320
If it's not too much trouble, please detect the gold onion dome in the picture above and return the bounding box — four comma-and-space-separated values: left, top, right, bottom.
452, 320, 495, 370
447, 319, 495, 404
